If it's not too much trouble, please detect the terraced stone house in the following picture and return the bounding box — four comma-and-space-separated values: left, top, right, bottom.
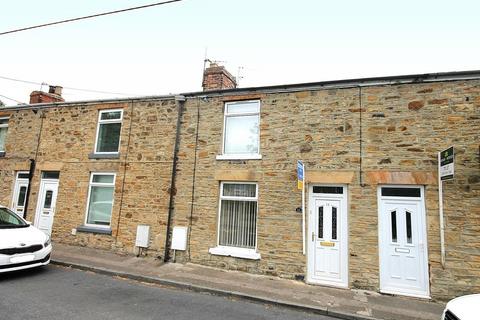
0, 64, 478, 301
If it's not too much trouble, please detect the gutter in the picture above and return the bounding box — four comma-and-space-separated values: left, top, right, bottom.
163, 95, 186, 262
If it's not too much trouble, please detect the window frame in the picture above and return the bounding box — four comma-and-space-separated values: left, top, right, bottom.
209, 181, 261, 260
84, 172, 116, 229
217, 100, 261, 160
0, 117, 9, 152
93, 109, 123, 155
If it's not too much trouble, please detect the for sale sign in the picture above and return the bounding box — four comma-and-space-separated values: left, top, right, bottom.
439, 147, 454, 181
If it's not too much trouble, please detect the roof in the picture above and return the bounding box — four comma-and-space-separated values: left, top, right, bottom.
1, 70, 480, 111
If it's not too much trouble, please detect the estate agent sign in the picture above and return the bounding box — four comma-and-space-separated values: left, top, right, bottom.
439, 146, 454, 181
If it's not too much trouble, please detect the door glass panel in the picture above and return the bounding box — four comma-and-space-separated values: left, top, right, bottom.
42, 171, 60, 179
43, 190, 53, 209
391, 211, 397, 242
406, 211, 412, 244
381, 187, 420, 197
332, 207, 337, 240
318, 206, 324, 239
17, 186, 27, 206
18, 173, 29, 179
312, 186, 343, 194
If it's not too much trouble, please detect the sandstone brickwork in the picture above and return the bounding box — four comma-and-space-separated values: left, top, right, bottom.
0, 75, 478, 301
171, 80, 480, 301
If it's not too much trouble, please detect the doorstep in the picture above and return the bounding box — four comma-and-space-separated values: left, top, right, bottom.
51, 243, 444, 320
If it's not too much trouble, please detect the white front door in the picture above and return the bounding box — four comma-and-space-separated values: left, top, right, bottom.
35, 175, 59, 236
378, 186, 430, 298
307, 185, 348, 288
11, 172, 29, 218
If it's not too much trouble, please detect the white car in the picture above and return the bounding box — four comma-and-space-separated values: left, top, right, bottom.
442, 294, 480, 320
0, 206, 52, 273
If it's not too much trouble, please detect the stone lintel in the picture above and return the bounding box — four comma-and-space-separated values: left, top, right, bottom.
214, 169, 259, 181
306, 171, 355, 184
38, 161, 64, 171
14, 161, 31, 171
222, 94, 265, 102
93, 104, 127, 111
366, 171, 437, 185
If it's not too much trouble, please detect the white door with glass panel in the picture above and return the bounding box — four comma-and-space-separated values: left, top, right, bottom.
11, 172, 29, 218
378, 186, 429, 298
35, 172, 60, 236
307, 186, 348, 288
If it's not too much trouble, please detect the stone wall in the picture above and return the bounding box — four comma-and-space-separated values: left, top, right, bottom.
0, 108, 41, 209
172, 80, 479, 301
0, 78, 478, 301
0, 100, 179, 255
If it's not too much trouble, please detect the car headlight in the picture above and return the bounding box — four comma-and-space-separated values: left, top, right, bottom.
44, 236, 51, 248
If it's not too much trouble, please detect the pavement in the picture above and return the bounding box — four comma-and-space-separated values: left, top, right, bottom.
51, 243, 445, 320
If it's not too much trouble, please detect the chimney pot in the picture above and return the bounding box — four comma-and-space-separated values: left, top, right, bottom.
48, 85, 63, 96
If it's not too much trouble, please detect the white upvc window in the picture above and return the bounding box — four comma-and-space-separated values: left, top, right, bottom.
84, 173, 116, 228
209, 182, 261, 260
216, 100, 261, 160
0, 117, 9, 152
94, 109, 123, 154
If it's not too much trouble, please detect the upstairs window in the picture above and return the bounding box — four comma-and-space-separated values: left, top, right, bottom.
0, 117, 9, 152
221, 101, 260, 157
95, 110, 123, 154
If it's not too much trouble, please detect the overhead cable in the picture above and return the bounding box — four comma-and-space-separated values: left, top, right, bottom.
0, 94, 26, 105
0, 0, 182, 36
0, 75, 141, 96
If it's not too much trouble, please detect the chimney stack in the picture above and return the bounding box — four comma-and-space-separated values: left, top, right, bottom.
29, 85, 65, 104
202, 62, 237, 91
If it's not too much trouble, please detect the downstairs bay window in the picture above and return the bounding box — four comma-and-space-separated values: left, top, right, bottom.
209, 182, 260, 260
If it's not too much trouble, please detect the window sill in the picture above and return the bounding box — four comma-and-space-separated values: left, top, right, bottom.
209, 246, 261, 260
76, 225, 112, 235
216, 154, 262, 161
0, 151, 5, 157
88, 153, 120, 159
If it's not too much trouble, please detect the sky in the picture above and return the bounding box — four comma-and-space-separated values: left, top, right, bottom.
0, 0, 479, 106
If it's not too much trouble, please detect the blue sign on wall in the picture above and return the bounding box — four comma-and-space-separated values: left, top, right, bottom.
297, 160, 304, 190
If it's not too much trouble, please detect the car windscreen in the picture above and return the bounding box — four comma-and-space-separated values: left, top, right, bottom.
0, 207, 28, 228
